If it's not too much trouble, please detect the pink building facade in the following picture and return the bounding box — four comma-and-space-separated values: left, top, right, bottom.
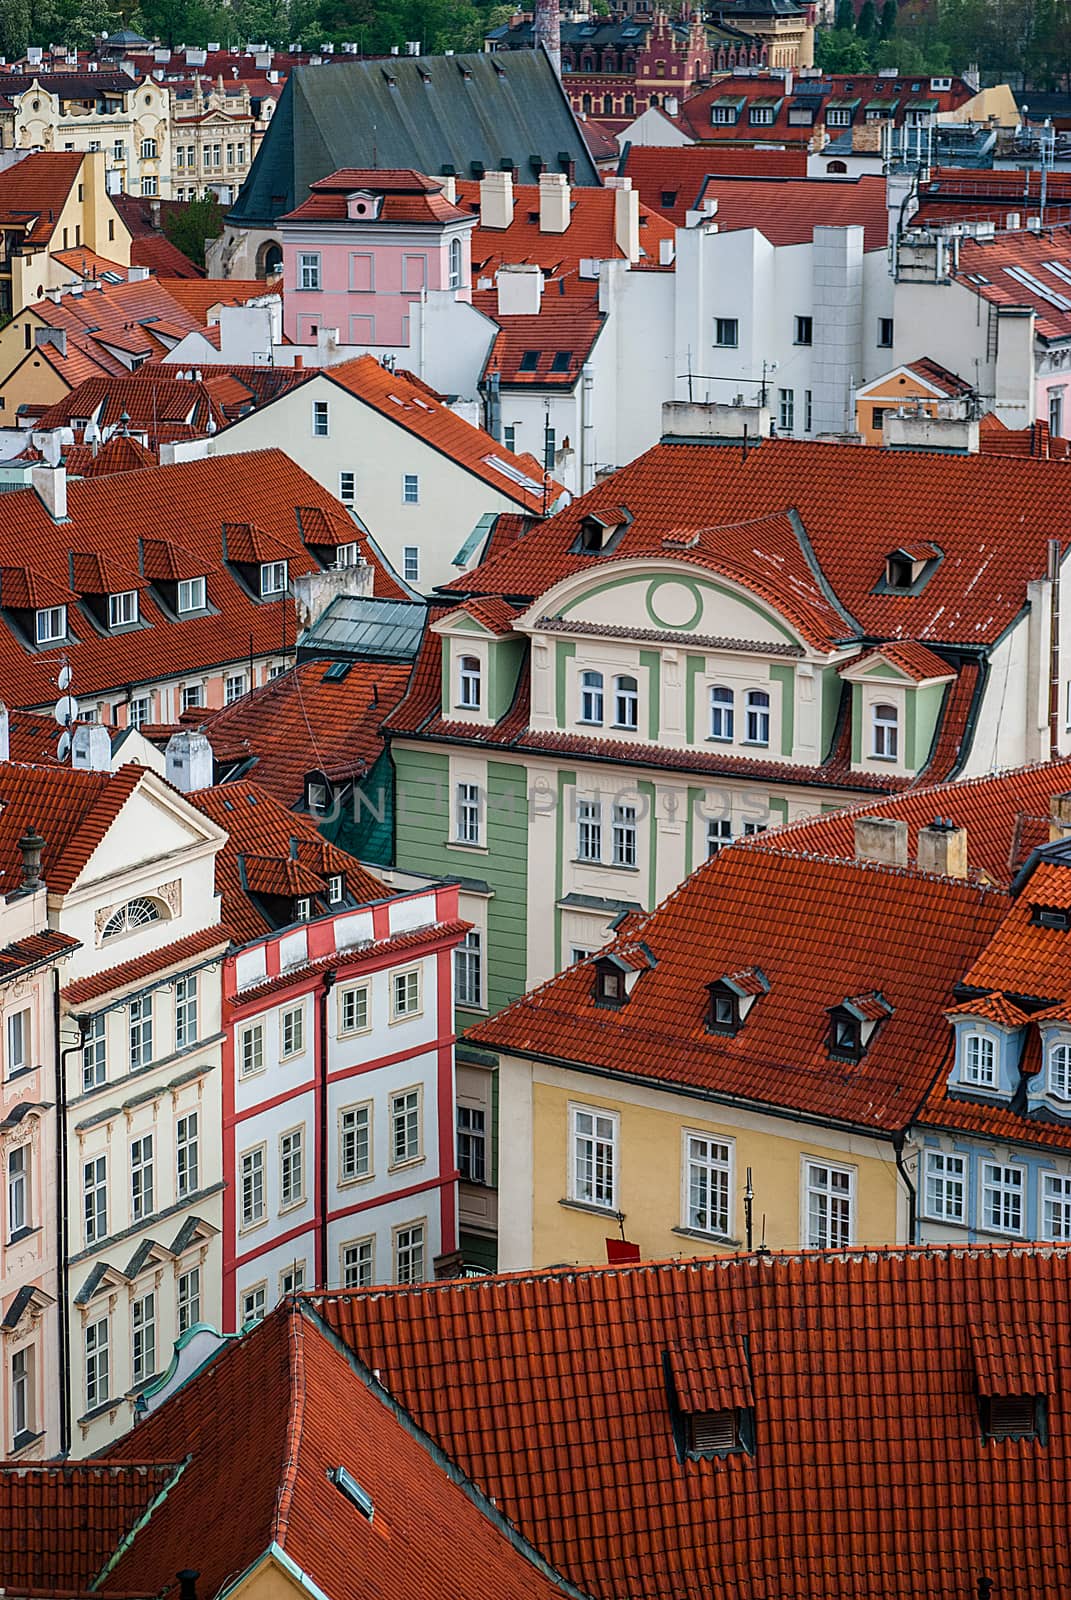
279, 169, 475, 347
221, 881, 467, 1328
0, 845, 78, 1459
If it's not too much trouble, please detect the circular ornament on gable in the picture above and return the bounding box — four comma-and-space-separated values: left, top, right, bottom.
645, 577, 703, 631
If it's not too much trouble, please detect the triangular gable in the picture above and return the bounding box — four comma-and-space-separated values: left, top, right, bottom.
72, 771, 227, 895
856, 364, 953, 401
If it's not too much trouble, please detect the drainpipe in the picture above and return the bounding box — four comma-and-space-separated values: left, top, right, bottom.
318, 971, 336, 1290
892, 1129, 918, 1244
581, 363, 595, 494
56, 994, 90, 1456
1048, 537, 1062, 759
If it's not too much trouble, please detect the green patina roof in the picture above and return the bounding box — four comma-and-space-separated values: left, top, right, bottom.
300, 596, 428, 661
229, 50, 600, 229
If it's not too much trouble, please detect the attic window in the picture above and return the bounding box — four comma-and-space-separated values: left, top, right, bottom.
594, 963, 626, 1008
1031, 904, 1071, 930
330, 1465, 374, 1520
519, 350, 540, 372
294, 896, 312, 922
707, 987, 739, 1034
982, 1395, 1044, 1442
829, 1015, 862, 1058
328, 874, 344, 903
690, 1410, 738, 1455
551, 350, 572, 372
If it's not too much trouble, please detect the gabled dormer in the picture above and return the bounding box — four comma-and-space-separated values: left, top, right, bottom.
827, 990, 893, 1062
592, 944, 656, 1009
140, 537, 212, 620
663, 1336, 755, 1464
944, 994, 1028, 1100
705, 966, 769, 1036
1028, 1001, 1071, 1121
839, 641, 956, 775
0, 564, 76, 650
432, 599, 523, 727
874, 541, 942, 595
572, 505, 631, 555
295, 505, 364, 572
222, 522, 292, 601
69, 551, 149, 635
970, 1325, 1050, 1444
347, 188, 385, 221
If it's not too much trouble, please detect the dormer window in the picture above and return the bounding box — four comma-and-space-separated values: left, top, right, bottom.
690, 1410, 740, 1455
177, 576, 206, 613
108, 590, 138, 628
260, 561, 288, 597
594, 963, 626, 1008
665, 1337, 754, 1463
881, 542, 940, 593
871, 702, 899, 760
35, 605, 66, 644
828, 991, 892, 1061
458, 654, 481, 710
983, 1395, 1044, 1441
334, 543, 359, 568
1047, 1040, 1071, 1099
579, 670, 604, 725
708, 989, 738, 1032
448, 235, 463, 290
1031, 904, 1071, 930
294, 896, 311, 922
886, 554, 915, 589
963, 1031, 997, 1087
830, 1015, 861, 1058
328, 873, 345, 903
575, 509, 629, 554
707, 968, 768, 1035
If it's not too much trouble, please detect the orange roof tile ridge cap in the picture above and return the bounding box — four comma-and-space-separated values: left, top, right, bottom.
86, 1456, 191, 1591
271, 1305, 308, 1551
289, 1297, 604, 1600
743, 841, 1011, 892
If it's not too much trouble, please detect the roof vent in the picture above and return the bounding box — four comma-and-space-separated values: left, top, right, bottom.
1031, 904, 1071, 931
330, 1465, 374, 1521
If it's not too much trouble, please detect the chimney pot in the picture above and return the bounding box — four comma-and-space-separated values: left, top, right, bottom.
916, 818, 968, 878
853, 815, 909, 868
16, 825, 46, 892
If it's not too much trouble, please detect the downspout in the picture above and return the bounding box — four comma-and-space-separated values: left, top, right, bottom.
318, 971, 336, 1290
892, 1130, 917, 1245
56, 997, 89, 1456
1048, 537, 1062, 759
581, 363, 595, 494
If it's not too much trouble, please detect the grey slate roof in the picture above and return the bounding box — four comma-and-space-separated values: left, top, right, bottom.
228, 48, 600, 228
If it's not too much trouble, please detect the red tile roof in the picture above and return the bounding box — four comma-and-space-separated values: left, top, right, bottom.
0, 450, 405, 710
456, 178, 676, 280
960, 859, 1071, 1001
282, 168, 470, 225
979, 415, 1071, 460
438, 437, 1071, 649
130, 233, 205, 278
620, 143, 809, 224
34, 373, 228, 447
62, 923, 229, 1008
470, 844, 1008, 1132
59, 434, 159, 476
914, 167, 1071, 232
0, 761, 144, 896
681, 173, 889, 251
311, 1243, 1071, 1599
188, 782, 388, 943
839, 639, 957, 682
0, 927, 79, 982
0, 1460, 184, 1595
675, 72, 975, 144
51, 246, 128, 281
312, 356, 558, 511
473, 284, 606, 387
955, 226, 1071, 342
0, 152, 84, 247
190, 657, 411, 805
741, 758, 1071, 889
98, 1302, 570, 1600
906, 356, 976, 397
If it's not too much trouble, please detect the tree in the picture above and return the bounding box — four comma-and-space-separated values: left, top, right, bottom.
163, 192, 224, 270
879, 0, 897, 37
834, 0, 856, 32
0, 0, 32, 57
815, 27, 872, 71
856, 0, 878, 38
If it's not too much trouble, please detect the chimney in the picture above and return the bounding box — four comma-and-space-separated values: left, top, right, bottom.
177, 1573, 200, 1600
293, 353, 304, 369
72, 725, 113, 773
165, 729, 215, 793
853, 815, 909, 868
0, 702, 8, 763
916, 816, 967, 878
532, 0, 561, 74
605, 176, 639, 263
30, 463, 67, 521
480, 169, 514, 230
16, 825, 46, 892
882, 413, 979, 454
1049, 791, 1071, 838
539, 172, 570, 234
496, 263, 543, 316
659, 236, 675, 266
661, 400, 771, 442
127, 264, 151, 282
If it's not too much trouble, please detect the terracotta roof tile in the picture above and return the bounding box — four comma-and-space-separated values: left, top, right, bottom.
0, 927, 79, 982
960, 860, 1071, 1001
686, 172, 889, 250
456, 178, 676, 280
35, 374, 227, 446
129, 233, 205, 279
0, 151, 84, 246
839, 639, 957, 682
62, 924, 229, 1008
0, 761, 143, 896
621, 143, 809, 225
955, 226, 1071, 342
473, 285, 606, 387
282, 167, 470, 225
675, 71, 975, 143
946, 992, 1031, 1027
310, 1244, 1071, 1599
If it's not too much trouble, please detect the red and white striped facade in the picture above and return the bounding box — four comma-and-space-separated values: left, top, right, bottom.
221, 883, 466, 1328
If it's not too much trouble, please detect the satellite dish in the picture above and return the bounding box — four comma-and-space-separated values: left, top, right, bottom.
54, 694, 78, 726
57, 665, 72, 690
57, 731, 71, 762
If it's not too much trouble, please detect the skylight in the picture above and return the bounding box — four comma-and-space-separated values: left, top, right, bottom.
330, 1465, 374, 1521
519, 350, 540, 372
1043, 259, 1071, 288
551, 350, 573, 372
483, 454, 542, 494
1004, 264, 1071, 313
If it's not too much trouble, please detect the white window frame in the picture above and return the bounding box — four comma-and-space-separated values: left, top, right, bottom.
1048, 1039, 1071, 1099
84, 1155, 107, 1245
260, 561, 288, 596
5, 1009, 28, 1076
871, 701, 899, 760
280, 1005, 304, 1059
279, 1127, 305, 1210
298, 251, 321, 290
569, 1104, 618, 1210
131, 1291, 156, 1385
175, 974, 198, 1050
393, 1220, 426, 1284
576, 797, 602, 863
225, 673, 246, 706
241, 1282, 267, 1323
962, 1030, 997, 1088
107, 590, 138, 629
128, 696, 151, 729
455, 781, 482, 845
744, 689, 770, 746
339, 470, 357, 503
403, 545, 420, 583
707, 816, 732, 856
579, 670, 604, 725
240, 1144, 266, 1229
11, 1347, 31, 1441
339, 1102, 372, 1184
279, 1262, 305, 1295
176, 1111, 198, 1198
778, 387, 794, 432
981, 1161, 1024, 1235
458, 654, 481, 710
391, 968, 422, 1021
177, 576, 206, 613
611, 802, 637, 868
448, 234, 463, 289
128, 996, 153, 1071
7, 1145, 28, 1236
85, 1317, 109, 1410
342, 1236, 375, 1288
803, 1159, 854, 1249
1042, 1172, 1071, 1240
35, 606, 66, 644
402, 473, 420, 504
389, 1086, 422, 1168
239, 1021, 265, 1078
178, 1266, 201, 1333
922, 1149, 965, 1224
455, 928, 482, 1008
709, 685, 734, 742
82, 1016, 106, 1091
130, 1133, 154, 1222
457, 1102, 486, 1183
682, 1131, 733, 1237
613, 674, 638, 730
339, 984, 370, 1036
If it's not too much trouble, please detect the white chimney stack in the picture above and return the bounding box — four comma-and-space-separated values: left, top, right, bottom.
496, 263, 544, 317
72, 725, 113, 773
165, 729, 214, 793
480, 169, 514, 230
539, 172, 570, 234
606, 176, 640, 262
30, 463, 67, 521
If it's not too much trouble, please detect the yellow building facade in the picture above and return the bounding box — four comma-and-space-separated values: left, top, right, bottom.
498, 1054, 906, 1270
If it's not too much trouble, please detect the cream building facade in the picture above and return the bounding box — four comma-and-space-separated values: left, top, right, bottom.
0, 75, 172, 199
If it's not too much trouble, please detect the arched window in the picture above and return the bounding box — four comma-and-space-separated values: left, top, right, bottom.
624, 94, 635, 115
1049, 1041, 1071, 1098
140, 137, 157, 160
745, 690, 770, 745
580, 670, 604, 724
603, 94, 614, 115
709, 685, 734, 741
101, 898, 161, 941
614, 674, 638, 729
963, 1031, 996, 1087
458, 654, 481, 710
582, 92, 593, 113
871, 702, 898, 759
649, 94, 660, 108
827, 159, 849, 174
448, 235, 462, 290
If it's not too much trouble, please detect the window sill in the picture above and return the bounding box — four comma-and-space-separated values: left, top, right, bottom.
7, 1225, 39, 1247
338, 1172, 375, 1189
445, 840, 488, 853
740, 740, 771, 749
558, 1196, 620, 1219
388, 1156, 425, 1174
706, 736, 734, 745
239, 1218, 268, 1237
868, 753, 900, 764
388, 1012, 424, 1026
5, 1065, 36, 1083
610, 723, 639, 733
571, 859, 640, 872
10, 1428, 44, 1457
672, 1225, 740, 1249
77, 1398, 121, 1426
279, 1198, 306, 1216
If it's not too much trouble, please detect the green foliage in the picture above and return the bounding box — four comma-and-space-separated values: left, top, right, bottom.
834, 0, 856, 31
856, 0, 878, 37
0, 0, 33, 57
162, 191, 224, 269
879, 0, 898, 38
815, 26, 873, 71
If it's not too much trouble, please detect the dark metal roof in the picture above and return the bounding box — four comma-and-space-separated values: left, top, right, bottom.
229, 49, 600, 229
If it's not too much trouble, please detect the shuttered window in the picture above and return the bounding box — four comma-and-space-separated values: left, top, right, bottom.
690, 1410, 738, 1455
